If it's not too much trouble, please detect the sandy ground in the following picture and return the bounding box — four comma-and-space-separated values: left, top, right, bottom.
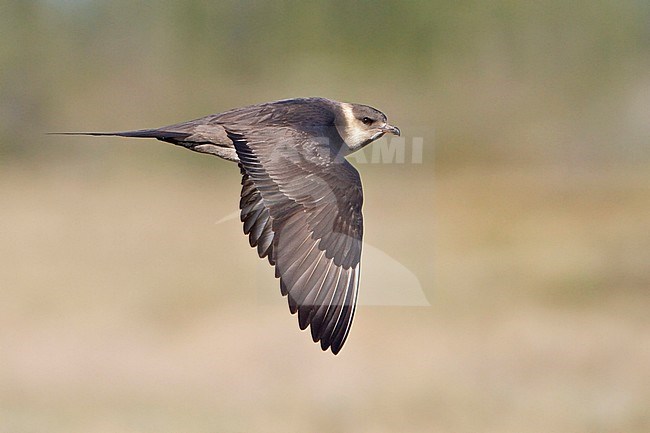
1, 154, 648, 433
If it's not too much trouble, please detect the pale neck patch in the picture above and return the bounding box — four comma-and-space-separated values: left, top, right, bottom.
340, 102, 355, 125
337, 103, 370, 153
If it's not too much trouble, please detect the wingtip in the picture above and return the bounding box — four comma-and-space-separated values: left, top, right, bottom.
321, 338, 344, 355
329, 344, 342, 355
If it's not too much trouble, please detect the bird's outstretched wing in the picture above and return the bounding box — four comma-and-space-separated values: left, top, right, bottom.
239, 167, 276, 265
229, 127, 363, 354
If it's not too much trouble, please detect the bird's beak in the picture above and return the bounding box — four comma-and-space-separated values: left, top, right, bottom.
380, 123, 401, 136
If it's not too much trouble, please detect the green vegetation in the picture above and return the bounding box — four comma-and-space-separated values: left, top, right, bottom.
2, 0, 649, 165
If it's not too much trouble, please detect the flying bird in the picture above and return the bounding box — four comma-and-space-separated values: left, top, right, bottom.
57, 97, 400, 354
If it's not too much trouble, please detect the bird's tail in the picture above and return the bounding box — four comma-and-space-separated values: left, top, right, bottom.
48, 129, 191, 140
48, 127, 238, 160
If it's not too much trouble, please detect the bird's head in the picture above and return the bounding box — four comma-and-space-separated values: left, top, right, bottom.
335, 102, 401, 154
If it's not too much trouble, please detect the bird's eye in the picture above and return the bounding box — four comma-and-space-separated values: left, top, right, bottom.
361, 117, 373, 125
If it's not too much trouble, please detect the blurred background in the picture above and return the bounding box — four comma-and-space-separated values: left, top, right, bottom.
1, 1, 649, 432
